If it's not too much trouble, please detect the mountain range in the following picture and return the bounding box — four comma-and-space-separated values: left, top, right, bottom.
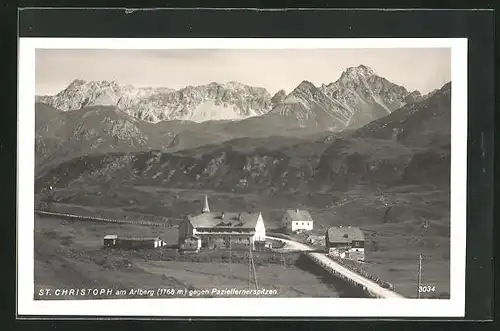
37, 65, 419, 128
35, 65, 439, 167
35, 81, 451, 194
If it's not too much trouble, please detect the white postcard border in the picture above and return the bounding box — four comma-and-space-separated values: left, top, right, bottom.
18, 38, 467, 317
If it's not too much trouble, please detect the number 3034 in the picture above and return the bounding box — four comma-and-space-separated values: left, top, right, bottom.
419, 285, 436, 293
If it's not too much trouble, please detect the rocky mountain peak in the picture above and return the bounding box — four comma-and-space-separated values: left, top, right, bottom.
342, 64, 376, 79
271, 89, 287, 106
294, 80, 317, 93
67, 78, 87, 88
334, 65, 409, 97
64, 79, 120, 92
289, 80, 323, 102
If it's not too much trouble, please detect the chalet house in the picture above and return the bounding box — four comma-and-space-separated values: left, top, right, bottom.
103, 235, 166, 249
281, 209, 314, 232
178, 195, 266, 251
325, 226, 365, 261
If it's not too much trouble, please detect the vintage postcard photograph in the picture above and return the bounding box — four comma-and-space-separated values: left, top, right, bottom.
18, 38, 467, 317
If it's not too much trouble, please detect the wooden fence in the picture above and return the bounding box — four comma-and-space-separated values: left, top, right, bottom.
304, 252, 404, 299
34, 210, 174, 228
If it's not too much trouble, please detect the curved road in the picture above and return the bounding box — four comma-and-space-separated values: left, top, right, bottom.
266, 236, 405, 299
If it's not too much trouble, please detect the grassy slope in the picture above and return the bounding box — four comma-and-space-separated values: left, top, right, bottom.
37, 180, 450, 298
35, 102, 338, 171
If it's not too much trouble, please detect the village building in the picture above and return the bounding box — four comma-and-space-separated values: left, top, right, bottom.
281, 209, 314, 232
103, 234, 118, 247
178, 195, 266, 251
325, 226, 365, 261
103, 235, 166, 249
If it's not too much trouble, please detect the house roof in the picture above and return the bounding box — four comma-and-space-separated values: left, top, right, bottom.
187, 212, 261, 230
326, 227, 365, 243
104, 235, 118, 239
194, 232, 254, 236
285, 209, 314, 223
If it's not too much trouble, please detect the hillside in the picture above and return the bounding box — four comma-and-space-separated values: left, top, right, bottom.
314, 82, 451, 191
35, 81, 451, 195
353, 82, 451, 147
35, 102, 330, 168
35, 103, 184, 169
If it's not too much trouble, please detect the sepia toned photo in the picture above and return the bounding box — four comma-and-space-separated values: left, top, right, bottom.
18, 38, 468, 317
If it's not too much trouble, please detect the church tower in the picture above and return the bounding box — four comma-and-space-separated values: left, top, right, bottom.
202, 194, 210, 213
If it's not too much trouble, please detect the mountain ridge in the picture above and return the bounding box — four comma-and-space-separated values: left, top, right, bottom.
37, 65, 425, 129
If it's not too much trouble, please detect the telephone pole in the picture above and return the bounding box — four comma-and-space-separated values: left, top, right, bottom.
229, 236, 232, 273
250, 246, 258, 290
248, 243, 251, 289
247, 241, 258, 290
417, 254, 422, 299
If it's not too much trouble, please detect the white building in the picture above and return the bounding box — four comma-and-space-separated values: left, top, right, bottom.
178, 195, 266, 250
281, 209, 314, 232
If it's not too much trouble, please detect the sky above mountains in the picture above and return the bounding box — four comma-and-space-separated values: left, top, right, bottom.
36, 48, 451, 96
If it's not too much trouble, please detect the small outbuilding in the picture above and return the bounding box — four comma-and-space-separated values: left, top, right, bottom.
103, 235, 166, 249
103, 234, 118, 247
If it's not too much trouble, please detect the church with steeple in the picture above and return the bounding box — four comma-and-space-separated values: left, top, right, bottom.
177, 194, 266, 251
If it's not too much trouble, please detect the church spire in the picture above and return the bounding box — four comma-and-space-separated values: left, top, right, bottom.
202, 194, 210, 213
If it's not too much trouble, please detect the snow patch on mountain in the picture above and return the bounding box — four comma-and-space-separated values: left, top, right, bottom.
183, 100, 260, 122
